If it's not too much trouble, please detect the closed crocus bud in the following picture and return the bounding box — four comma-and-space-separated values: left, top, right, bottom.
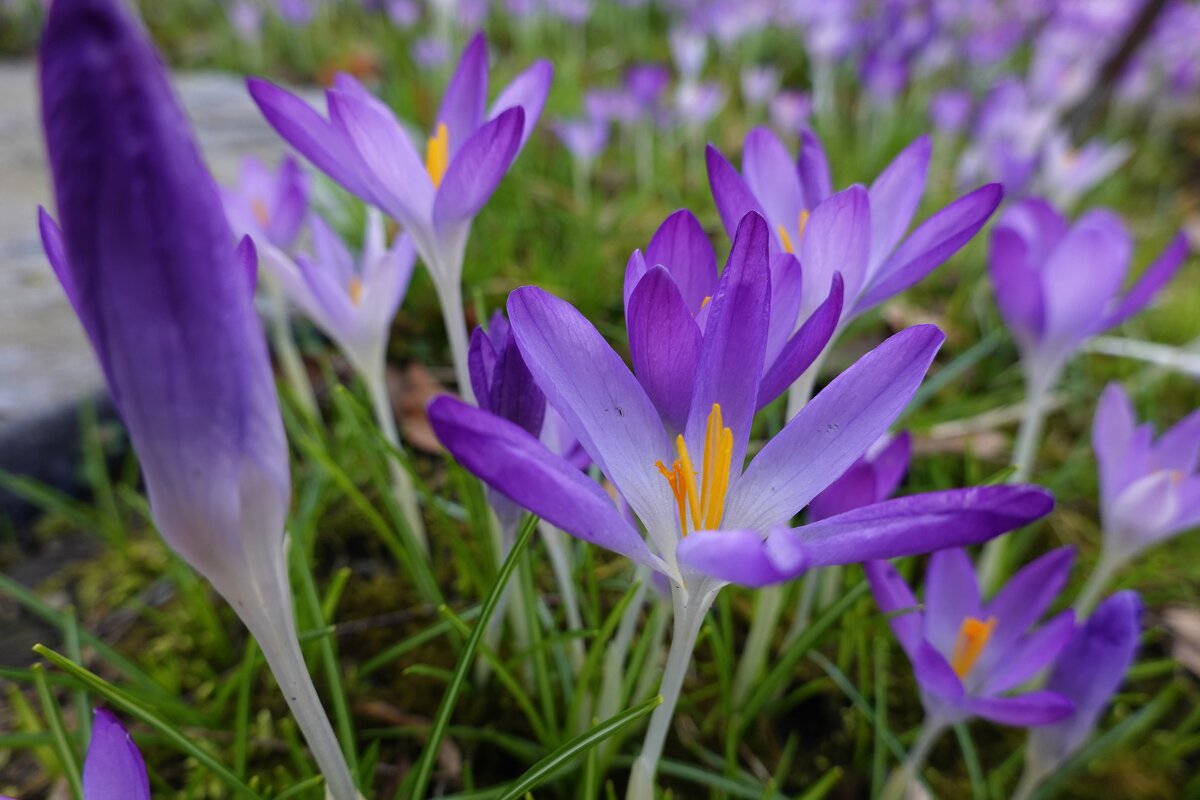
81, 710, 150, 800
38, 2, 355, 798
1022, 591, 1143, 792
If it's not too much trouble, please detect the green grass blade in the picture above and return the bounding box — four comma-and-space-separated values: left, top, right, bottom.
33, 663, 83, 800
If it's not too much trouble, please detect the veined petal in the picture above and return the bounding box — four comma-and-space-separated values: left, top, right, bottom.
1102, 232, 1189, 330
757, 272, 842, 409
434, 107, 524, 231
743, 126, 806, 233
676, 527, 807, 587
963, 691, 1074, 727
628, 266, 702, 434
798, 186, 869, 318
507, 287, 678, 550
644, 209, 718, 314
684, 212, 771, 469
856, 183, 1003, 315
490, 336, 547, 438
867, 135, 931, 276
437, 32, 489, 156
727, 325, 944, 530
83, 710, 150, 800
468, 326, 497, 412
489, 60, 554, 151
429, 397, 662, 570
706, 144, 767, 241
924, 548, 982, 656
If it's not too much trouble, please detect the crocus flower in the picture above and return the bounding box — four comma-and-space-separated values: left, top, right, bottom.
249, 33, 552, 399
989, 199, 1189, 402
1020, 591, 1143, 796
221, 155, 310, 251
625, 62, 670, 115
81, 709, 149, 800
38, 2, 355, 797
866, 547, 1076, 729
430, 212, 1054, 798
740, 65, 780, 108
551, 116, 610, 169
1073, 383, 1200, 611
768, 90, 812, 138
668, 26, 708, 82
1036, 132, 1131, 210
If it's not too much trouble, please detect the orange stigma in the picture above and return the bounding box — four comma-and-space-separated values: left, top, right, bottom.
655, 404, 733, 539
348, 276, 364, 306
426, 122, 449, 188
950, 616, 997, 679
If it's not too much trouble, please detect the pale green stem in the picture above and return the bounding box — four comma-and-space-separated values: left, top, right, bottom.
539, 521, 585, 670
264, 277, 319, 419
363, 364, 428, 554
432, 268, 474, 405
597, 574, 651, 727
627, 581, 721, 800
731, 584, 785, 706
572, 157, 593, 211
1010, 763, 1045, 800
881, 718, 946, 800
783, 571, 820, 647
817, 564, 844, 610
1074, 548, 1124, 620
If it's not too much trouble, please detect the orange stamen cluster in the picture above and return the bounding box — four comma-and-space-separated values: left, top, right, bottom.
426, 122, 450, 188
950, 616, 997, 678
655, 404, 733, 540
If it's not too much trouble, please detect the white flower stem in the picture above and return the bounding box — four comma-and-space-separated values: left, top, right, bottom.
881, 717, 946, 800
627, 582, 720, 800
364, 365, 428, 554
432, 275, 475, 405
597, 572, 651, 726
263, 278, 318, 419
731, 585, 784, 706
539, 521, 586, 669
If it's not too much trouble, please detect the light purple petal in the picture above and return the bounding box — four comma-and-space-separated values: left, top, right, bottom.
757, 272, 843, 409
963, 691, 1074, 727
856, 183, 1003, 315
989, 224, 1046, 341
742, 126, 806, 234
428, 396, 660, 569
434, 107, 524, 231
1102, 233, 1189, 330
1041, 209, 1131, 344
864, 559, 923, 657
867, 135, 931, 274
83, 710, 150, 800
489, 60, 554, 150
726, 325, 944, 530
683, 212, 771, 469
437, 32, 489, 156
923, 548, 983, 655
799, 186, 870, 315
623, 249, 648, 320
676, 527, 807, 587
765, 252, 804, 367
1151, 408, 1200, 474
627, 266, 703, 434
982, 547, 1075, 661
793, 486, 1054, 569
507, 287, 677, 543
706, 144, 767, 240
981, 610, 1076, 694
644, 209, 718, 314
1093, 383, 1135, 501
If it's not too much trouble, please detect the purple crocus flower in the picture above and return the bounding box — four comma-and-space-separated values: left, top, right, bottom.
429, 212, 1053, 797
38, 2, 355, 796
808, 432, 911, 522
673, 81, 728, 130
768, 90, 812, 138
221, 155, 310, 251
412, 35, 452, 69
929, 88, 973, 136
740, 65, 780, 108
80, 710, 149, 800
706, 128, 1002, 383
625, 62, 671, 117
1073, 383, 1200, 611
669, 26, 708, 82
249, 33, 552, 400
867, 547, 1076, 731
989, 199, 1189, 400
551, 116, 610, 166
1037, 131, 1130, 209
1019, 591, 1143, 796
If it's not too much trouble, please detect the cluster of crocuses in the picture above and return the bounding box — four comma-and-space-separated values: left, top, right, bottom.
28, 0, 1194, 798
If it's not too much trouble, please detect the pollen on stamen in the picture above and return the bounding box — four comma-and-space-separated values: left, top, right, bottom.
949, 616, 997, 679
776, 224, 795, 254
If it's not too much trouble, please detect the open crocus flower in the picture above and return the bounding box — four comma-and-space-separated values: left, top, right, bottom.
706, 127, 1002, 335
867, 548, 1077, 730
38, 1, 355, 797
249, 33, 552, 400
623, 209, 843, 425
989, 198, 1189, 400
1074, 383, 1200, 612
429, 212, 1054, 798
221, 155, 309, 250
1018, 591, 1143, 798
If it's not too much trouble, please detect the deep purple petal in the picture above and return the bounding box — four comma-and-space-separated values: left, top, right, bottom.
490, 337, 546, 437
742, 126, 806, 234
757, 271, 843, 409
684, 212, 771, 469
924, 548, 982, 656
872, 432, 912, 499
429, 396, 660, 568
989, 223, 1046, 342
765, 252, 804, 367
437, 32, 489, 156
727, 325, 944, 530
797, 128, 832, 206
468, 326, 497, 411
706, 144, 767, 240
864, 559, 923, 657
644, 209, 718, 314
83, 710, 150, 800
867, 135, 931, 274
807, 460, 881, 523
507, 287, 677, 541
792, 486, 1054, 569
489, 60, 554, 151
627, 266, 702, 434
434, 107, 524, 230
1102, 232, 1189, 330
856, 183, 1003, 315
982, 547, 1075, 661
963, 691, 1074, 727
675, 527, 807, 587
799, 186, 870, 316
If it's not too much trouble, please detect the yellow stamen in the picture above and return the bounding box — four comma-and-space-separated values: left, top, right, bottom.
776, 224, 795, 254
251, 197, 270, 227
700, 295, 712, 310
348, 277, 364, 306
655, 403, 734, 538
950, 616, 997, 679
797, 209, 810, 241
426, 122, 450, 188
